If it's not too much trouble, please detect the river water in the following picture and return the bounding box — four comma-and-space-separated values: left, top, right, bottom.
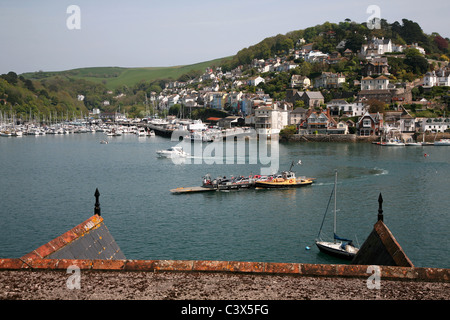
0, 133, 449, 268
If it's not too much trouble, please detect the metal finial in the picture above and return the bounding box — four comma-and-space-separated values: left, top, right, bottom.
94, 188, 101, 216
378, 193, 383, 222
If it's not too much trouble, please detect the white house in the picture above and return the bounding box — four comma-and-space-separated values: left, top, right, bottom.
290, 75, 311, 88
253, 106, 289, 135
326, 99, 368, 117
305, 50, 329, 63
247, 76, 265, 87
423, 69, 450, 87
328, 121, 349, 134
361, 75, 390, 90
276, 62, 298, 72
360, 37, 393, 57
420, 118, 450, 132
167, 94, 180, 108
407, 43, 426, 55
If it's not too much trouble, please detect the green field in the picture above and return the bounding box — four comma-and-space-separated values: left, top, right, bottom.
22, 57, 232, 89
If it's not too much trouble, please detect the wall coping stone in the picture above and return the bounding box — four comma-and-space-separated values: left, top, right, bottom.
1, 258, 448, 283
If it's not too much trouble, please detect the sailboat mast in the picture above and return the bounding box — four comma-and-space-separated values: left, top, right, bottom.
334, 170, 337, 241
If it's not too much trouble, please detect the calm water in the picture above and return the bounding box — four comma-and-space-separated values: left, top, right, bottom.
0, 133, 449, 268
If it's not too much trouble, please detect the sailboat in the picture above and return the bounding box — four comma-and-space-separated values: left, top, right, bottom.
315, 170, 359, 260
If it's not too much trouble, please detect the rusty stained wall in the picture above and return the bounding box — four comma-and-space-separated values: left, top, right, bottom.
21, 215, 125, 261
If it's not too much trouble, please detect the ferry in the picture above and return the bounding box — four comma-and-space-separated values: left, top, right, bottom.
202, 174, 255, 191
254, 161, 315, 189
254, 171, 315, 188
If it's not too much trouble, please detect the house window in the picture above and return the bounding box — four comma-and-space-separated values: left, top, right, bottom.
363, 119, 371, 127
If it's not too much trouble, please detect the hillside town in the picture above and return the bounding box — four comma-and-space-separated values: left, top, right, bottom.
105, 35, 447, 140
1, 22, 449, 141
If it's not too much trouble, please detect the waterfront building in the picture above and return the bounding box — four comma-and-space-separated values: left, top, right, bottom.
253, 105, 289, 135
419, 117, 450, 133
299, 108, 336, 134
326, 99, 368, 118
356, 111, 384, 136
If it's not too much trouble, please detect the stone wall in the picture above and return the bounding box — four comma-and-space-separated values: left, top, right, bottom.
281, 134, 379, 143
1, 258, 448, 283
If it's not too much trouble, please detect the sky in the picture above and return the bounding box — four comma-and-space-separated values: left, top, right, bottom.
0, 0, 449, 74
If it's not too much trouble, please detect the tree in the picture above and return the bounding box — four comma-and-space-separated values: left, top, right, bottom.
294, 100, 305, 109
2, 72, 18, 85
280, 125, 297, 137
345, 33, 365, 52
24, 79, 35, 92
404, 49, 429, 75
274, 35, 294, 54
434, 35, 449, 51
168, 104, 181, 116
367, 99, 386, 113
392, 19, 426, 44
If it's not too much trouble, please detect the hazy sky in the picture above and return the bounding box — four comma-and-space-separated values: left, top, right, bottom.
1, 0, 449, 74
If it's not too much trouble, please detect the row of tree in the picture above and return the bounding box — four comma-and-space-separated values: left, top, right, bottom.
221, 19, 449, 72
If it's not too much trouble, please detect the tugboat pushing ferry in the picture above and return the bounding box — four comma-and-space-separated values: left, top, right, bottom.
254, 161, 315, 189
170, 160, 315, 193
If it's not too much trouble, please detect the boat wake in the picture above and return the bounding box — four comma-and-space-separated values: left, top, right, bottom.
314, 182, 335, 187
315, 167, 388, 186
370, 167, 389, 176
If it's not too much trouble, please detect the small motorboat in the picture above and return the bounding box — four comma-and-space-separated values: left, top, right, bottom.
405, 142, 422, 146
383, 138, 405, 146
405, 138, 422, 146
434, 138, 450, 146
136, 128, 147, 136
156, 146, 189, 158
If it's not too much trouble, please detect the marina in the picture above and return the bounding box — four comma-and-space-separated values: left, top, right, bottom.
0, 131, 449, 269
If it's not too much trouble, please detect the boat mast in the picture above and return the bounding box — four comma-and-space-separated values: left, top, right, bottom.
334, 170, 337, 242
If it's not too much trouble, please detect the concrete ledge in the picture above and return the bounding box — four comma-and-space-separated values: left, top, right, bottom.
281, 134, 380, 143
0, 258, 448, 283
